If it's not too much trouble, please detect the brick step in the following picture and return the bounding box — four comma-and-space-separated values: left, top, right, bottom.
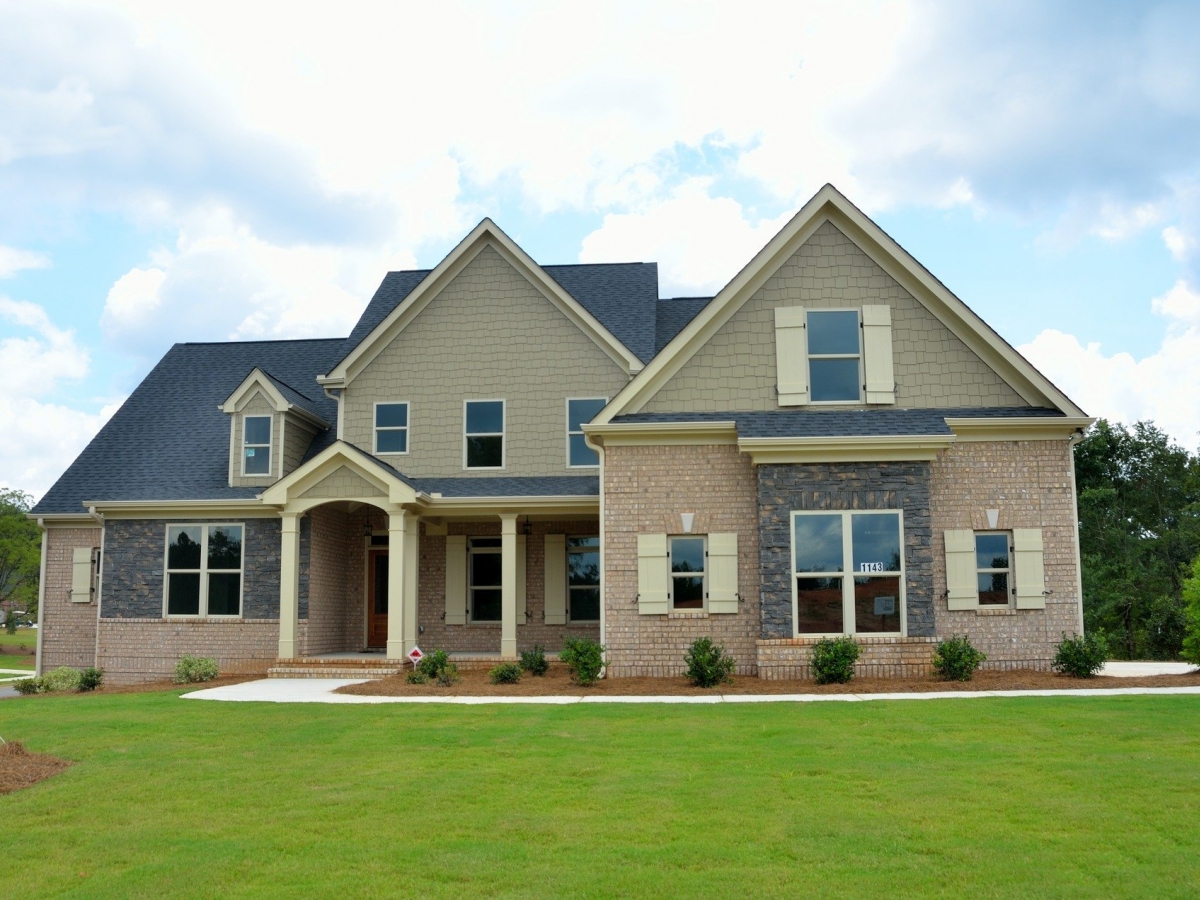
268, 657, 403, 679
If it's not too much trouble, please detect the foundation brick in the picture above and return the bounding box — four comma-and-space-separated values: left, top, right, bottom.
39, 526, 102, 671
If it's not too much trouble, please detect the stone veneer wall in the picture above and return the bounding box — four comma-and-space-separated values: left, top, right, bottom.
929, 439, 1082, 670
603, 444, 761, 677
39, 526, 102, 671
757, 462, 935, 639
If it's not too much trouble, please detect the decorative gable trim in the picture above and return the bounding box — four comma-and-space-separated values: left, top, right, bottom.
320, 220, 644, 389
259, 441, 419, 510
220, 368, 329, 428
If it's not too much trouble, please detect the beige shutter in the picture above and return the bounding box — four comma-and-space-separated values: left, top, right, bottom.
444, 535, 467, 625
71, 547, 94, 602
707, 533, 739, 614
774, 306, 809, 406
637, 533, 669, 615
1013, 528, 1047, 609
861, 305, 895, 404
544, 534, 566, 625
516, 534, 527, 624
944, 530, 977, 610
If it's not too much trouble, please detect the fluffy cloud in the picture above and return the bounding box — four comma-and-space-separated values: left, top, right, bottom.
0, 297, 89, 395
0, 245, 49, 278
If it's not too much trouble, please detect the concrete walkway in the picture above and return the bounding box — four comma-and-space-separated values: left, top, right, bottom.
182, 677, 1200, 706
1101, 661, 1197, 677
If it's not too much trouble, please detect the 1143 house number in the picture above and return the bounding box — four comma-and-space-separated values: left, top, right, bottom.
859, 562, 886, 572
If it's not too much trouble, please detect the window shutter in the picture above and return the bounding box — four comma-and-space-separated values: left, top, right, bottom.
516, 534, 527, 623
707, 533, 739, 614
861, 305, 895, 404
637, 533, 669, 615
944, 530, 977, 610
444, 535, 466, 625
1013, 528, 1046, 609
71, 547, 94, 602
774, 306, 809, 406
544, 534, 566, 624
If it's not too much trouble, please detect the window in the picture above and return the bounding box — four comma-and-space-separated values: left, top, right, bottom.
975, 532, 1012, 606
669, 536, 706, 610
464, 400, 504, 469
374, 402, 409, 454
243, 416, 272, 475
807, 310, 861, 403
567, 536, 600, 621
567, 398, 606, 467
468, 537, 502, 622
165, 524, 244, 617
792, 510, 903, 635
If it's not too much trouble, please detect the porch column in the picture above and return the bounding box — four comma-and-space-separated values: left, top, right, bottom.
402, 521, 419, 652
500, 513, 518, 658
386, 511, 409, 660
278, 513, 300, 659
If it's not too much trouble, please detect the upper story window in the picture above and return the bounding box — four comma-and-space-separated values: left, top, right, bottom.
374, 402, 409, 455
669, 536, 706, 611
567, 398, 606, 467
165, 524, 244, 617
975, 532, 1012, 606
807, 310, 861, 402
243, 416, 272, 475
464, 400, 505, 469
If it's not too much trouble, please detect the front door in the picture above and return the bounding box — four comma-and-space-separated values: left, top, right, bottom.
367, 549, 388, 648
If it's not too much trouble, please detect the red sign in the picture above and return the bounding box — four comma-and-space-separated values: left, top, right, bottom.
406, 646, 424, 666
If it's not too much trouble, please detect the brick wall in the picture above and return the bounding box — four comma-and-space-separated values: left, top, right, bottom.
757, 636, 937, 680
39, 526, 102, 671
96, 619, 277, 685
303, 505, 366, 654
603, 443, 761, 677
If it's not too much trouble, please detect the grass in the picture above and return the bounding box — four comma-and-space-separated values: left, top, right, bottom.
0, 631, 35, 670
1, 691, 1198, 899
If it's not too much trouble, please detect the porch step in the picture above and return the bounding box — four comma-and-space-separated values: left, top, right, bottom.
268, 658, 404, 680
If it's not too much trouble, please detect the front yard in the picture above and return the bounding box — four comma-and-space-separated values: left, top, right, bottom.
1, 689, 1198, 898
0, 630, 36, 670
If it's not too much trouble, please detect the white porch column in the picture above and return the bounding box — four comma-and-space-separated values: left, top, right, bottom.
278, 513, 301, 659
500, 513, 518, 658
386, 511, 409, 660
403, 520, 419, 652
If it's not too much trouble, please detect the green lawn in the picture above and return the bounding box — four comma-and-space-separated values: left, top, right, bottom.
0, 631, 35, 670
1, 691, 1198, 899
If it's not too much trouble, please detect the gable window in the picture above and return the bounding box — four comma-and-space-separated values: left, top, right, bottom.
807, 310, 861, 403
468, 537, 502, 622
374, 402, 409, 455
165, 524, 244, 617
464, 400, 505, 469
567, 398, 606, 467
669, 536, 706, 610
975, 532, 1012, 606
243, 416, 272, 475
792, 510, 903, 636
567, 536, 600, 621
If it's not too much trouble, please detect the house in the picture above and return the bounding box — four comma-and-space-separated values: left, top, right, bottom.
30, 185, 1092, 684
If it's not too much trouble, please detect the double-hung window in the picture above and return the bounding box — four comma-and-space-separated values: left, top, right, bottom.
567, 536, 600, 621
669, 536, 706, 610
468, 537, 502, 622
567, 398, 606, 467
975, 532, 1012, 606
792, 510, 903, 635
464, 400, 504, 469
165, 524, 244, 617
807, 310, 861, 402
243, 416, 272, 475
374, 402, 409, 454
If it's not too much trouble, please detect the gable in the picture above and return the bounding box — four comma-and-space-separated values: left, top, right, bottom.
298, 464, 385, 500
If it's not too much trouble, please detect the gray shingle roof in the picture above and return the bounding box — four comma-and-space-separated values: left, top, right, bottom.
543, 263, 660, 363
332, 269, 431, 371
257, 370, 329, 425
410, 476, 599, 498
655, 297, 711, 352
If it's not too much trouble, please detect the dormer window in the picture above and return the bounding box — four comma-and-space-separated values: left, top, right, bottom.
243, 416, 272, 475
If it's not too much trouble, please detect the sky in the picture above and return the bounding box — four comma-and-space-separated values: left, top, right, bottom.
2, 0, 1199, 499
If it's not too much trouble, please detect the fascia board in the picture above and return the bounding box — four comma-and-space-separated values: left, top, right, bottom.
582, 421, 738, 446
283, 406, 330, 430
737, 433, 955, 465
422, 495, 599, 516
944, 416, 1096, 441
221, 369, 289, 414
81, 499, 274, 518
30, 513, 104, 527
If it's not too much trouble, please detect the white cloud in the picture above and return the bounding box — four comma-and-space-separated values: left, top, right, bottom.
0, 397, 120, 500
0, 298, 89, 395
1163, 225, 1195, 262
0, 245, 50, 278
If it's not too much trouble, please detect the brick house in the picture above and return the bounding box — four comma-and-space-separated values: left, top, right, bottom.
31, 185, 1092, 684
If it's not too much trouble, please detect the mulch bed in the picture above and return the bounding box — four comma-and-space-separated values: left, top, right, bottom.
336, 664, 1200, 698
0, 741, 71, 795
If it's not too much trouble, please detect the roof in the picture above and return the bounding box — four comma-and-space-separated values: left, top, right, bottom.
258, 370, 328, 423
543, 263, 660, 363
338, 269, 431, 366
410, 476, 599, 498
655, 297, 711, 353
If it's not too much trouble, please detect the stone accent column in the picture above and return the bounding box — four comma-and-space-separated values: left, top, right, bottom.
278, 513, 301, 658
500, 513, 518, 658
387, 511, 409, 660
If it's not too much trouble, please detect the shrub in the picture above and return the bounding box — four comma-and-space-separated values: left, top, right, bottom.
1183, 554, 1200, 666
489, 662, 523, 684
78, 667, 104, 692
41, 666, 83, 693
933, 635, 986, 682
560, 636, 605, 686
435, 663, 460, 686
4, 612, 16, 634
684, 637, 736, 688
416, 649, 451, 680
173, 655, 219, 684
810, 637, 860, 685
520, 644, 549, 676
1053, 631, 1108, 678
12, 677, 41, 695
405, 671, 428, 685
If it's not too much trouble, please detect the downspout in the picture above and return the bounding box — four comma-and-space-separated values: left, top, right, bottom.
323, 386, 344, 441
34, 519, 47, 677
1068, 431, 1086, 636
90, 505, 105, 669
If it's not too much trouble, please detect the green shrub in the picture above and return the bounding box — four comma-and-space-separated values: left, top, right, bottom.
810, 637, 860, 685
684, 637, 736, 688
933, 635, 987, 682
489, 662, 523, 684
12, 677, 41, 695
435, 663, 460, 686
41, 666, 83, 693
560, 636, 605, 686
416, 649, 451, 680
405, 671, 428, 685
1183, 555, 1200, 666
78, 667, 104, 692
520, 644, 549, 676
1053, 632, 1108, 678
173, 655, 219, 684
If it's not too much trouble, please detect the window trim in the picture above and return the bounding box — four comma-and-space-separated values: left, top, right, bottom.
373, 400, 410, 456
565, 397, 607, 469
668, 534, 707, 613
789, 509, 906, 638
463, 399, 506, 471
805, 308, 864, 406
467, 537, 503, 624
242, 415, 273, 477
162, 522, 246, 619
974, 530, 1014, 608
566, 534, 601, 623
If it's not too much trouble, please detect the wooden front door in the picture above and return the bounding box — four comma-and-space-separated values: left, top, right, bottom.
367, 549, 388, 648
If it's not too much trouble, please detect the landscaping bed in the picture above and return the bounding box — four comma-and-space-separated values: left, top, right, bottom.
0, 740, 71, 795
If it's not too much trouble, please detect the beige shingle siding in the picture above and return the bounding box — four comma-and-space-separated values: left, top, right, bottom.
341, 245, 631, 477
282, 414, 320, 476
299, 465, 385, 500
644, 220, 1026, 412
230, 391, 280, 488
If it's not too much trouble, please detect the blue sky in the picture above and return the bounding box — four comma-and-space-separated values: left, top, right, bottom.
2, 0, 1199, 497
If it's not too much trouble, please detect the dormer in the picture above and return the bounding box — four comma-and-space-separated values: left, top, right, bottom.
220, 368, 331, 488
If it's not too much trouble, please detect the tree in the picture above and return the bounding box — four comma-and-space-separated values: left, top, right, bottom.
1182, 554, 1200, 666
0, 489, 41, 624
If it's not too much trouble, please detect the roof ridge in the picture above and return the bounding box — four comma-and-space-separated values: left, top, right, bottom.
257, 368, 321, 405
177, 337, 347, 347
